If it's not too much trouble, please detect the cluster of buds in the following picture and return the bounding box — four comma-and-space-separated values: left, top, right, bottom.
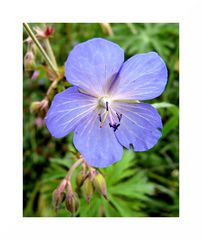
52, 179, 80, 216
52, 159, 108, 216
24, 25, 55, 72
30, 98, 49, 117
24, 34, 37, 72
76, 167, 108, 204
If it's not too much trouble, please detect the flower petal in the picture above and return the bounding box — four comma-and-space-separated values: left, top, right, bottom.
113, 102, 162, 151
110, 52, 168, 100
73, 111, 123, 168
45, 87, 97, 138
65, 38, 124, 97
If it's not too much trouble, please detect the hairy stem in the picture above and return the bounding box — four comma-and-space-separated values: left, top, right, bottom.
23, 23, 59, 77
44, 38, 58, 70
66, 158, 84, 181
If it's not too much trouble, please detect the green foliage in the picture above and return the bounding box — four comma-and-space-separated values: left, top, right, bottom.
24, 151, 154, 217
23, 23, 179, 217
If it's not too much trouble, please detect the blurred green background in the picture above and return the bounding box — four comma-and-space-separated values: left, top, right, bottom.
23, 23, 179, 217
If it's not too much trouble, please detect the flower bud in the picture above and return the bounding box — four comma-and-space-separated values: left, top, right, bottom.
40, 99, 49, 112
30, 101, 41, 113
44, 26, 54, 38
92, 172, 108, 199
76, 171, 84, 188
52, 189, 65, 211
82, 177, 94, 204
31, 70, 39, 81
65, 192, 80, 215
24, 51, 35, 71
35, 117, 45, 128
34, 26, 54, 39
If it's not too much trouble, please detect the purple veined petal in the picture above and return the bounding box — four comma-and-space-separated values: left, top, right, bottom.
109, 52, 168, 100
65, 38, 124, 97
45, 87, 97, 138
73, 110, 123, 168
112, 102, 162, 151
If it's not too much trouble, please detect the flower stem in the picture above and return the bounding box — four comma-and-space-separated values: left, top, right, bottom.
66, 158, 84, 181
23, 23, 59, 77
44, 38, 58, 70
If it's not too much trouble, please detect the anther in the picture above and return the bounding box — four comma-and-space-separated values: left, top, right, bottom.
116, 113, 122, 122
115, 124, 120, 132
98, 114, 102, 122
109, 123, 120, 132
106, 101, 109, 111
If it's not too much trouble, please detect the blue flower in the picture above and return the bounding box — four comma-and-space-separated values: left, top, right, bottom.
45, 38, 167, 168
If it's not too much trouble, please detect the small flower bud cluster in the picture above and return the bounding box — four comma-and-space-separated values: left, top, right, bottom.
52, 179, 80, 216
76, 168, 108, 204
24, 34, 37, 72
52, 159, 108, 216
24, 25, 54, 72
30, 99, 49, 117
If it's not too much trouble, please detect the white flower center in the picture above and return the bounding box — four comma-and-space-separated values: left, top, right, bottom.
98, 96, 111, 109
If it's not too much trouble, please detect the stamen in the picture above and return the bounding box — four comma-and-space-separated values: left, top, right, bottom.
115, 124, 120, 132
109, 123, 120, 132
98, 97, 122, 131
100, 111, 109, 128
116, 112, 122, 122
106, 101, 109, 111
98, 114, 102, 122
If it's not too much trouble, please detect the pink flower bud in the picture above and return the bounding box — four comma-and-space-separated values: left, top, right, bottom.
24, 51, 35, 71
31, 70, 39, 81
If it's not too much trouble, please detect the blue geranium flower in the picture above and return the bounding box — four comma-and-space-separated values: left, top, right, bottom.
45, 38, 167, 168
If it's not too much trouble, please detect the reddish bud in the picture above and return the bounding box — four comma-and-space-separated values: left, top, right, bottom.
34, 26, 54, 39
44, 26, 54, 38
